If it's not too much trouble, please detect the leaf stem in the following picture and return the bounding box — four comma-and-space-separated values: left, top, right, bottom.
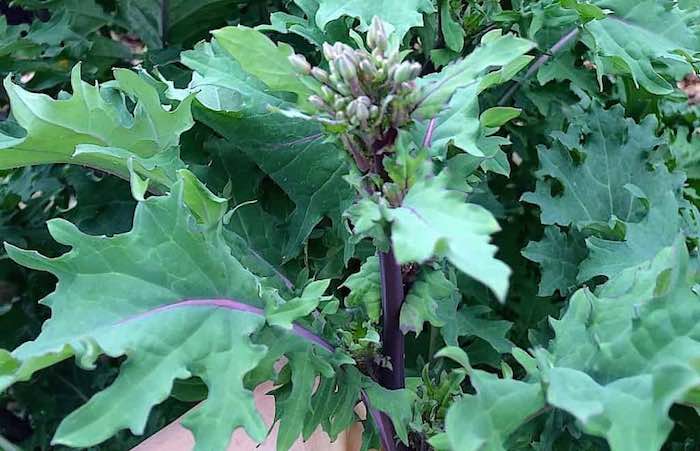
422, 118, 437, 148
498, 27, 580, 105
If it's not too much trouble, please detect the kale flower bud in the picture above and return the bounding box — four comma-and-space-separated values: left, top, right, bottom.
355, 102, 370, 122
336, 54, 358, 84
288, 54, 311, 74
367, 16, 387, 53
308, 95, 327, 110
322, 42, 337, 60
359, 59, 377, 79
311, 67, 329, 84
320, 85, 335, 102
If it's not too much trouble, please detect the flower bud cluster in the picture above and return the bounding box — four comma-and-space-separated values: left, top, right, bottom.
288, 17, 422, 170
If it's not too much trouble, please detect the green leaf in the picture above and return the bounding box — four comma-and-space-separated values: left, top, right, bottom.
0, 65, 193, 189
445, 370, 545, 451
400, 268, 458, 335
522, 226, 587, 296
387, 179, 511, 301
522, 103, 679, 230
180, 38, 354, 259
274, 351, 318, 451
479, 107, 521, 128
342, 256, 381, 323
439, 0, 465, 53
118, 0, 242, 49
582, 0, 700, 95
212, 25, 313, 107
441, 306, 514, 353
362, 379, 415, 444
578, 192, 681, 282
315, 0, 435, 41
415, 30, 534, 119
1, 179, 280, 450
267, 279, 331, 328
546, 369, 674, 451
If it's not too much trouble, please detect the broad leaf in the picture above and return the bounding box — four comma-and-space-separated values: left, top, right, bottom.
445, 370, 545, 451
415, 30, 534, 119
0, 65, 194, 188
212, 25, 313, 107
0, 179, 295, 450
522, 226, 587, 296
522, 103, 680, 230
315, 0, 435, 41
583, 0, 700, 95
178, 38, 354, 259
386, 179, 511, 301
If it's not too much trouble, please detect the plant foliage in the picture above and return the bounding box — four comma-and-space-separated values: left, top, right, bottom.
1, 1, 700, 450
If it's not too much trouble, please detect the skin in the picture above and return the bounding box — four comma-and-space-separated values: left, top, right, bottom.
131, 381, 365, 451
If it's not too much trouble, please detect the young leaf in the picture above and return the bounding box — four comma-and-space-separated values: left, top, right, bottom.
445, 370, 545, 451
415, 30, 534, 119
315, 0, 435, 41
212, 26, 313, 107
386, 179, 511, 301
342, 256, 381, 323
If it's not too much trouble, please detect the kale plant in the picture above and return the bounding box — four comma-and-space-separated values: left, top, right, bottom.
1, 1, 700, 450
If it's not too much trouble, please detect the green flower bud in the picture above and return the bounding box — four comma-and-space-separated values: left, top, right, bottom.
359, 59, 377, 79
308, 95, 327, 110
355, 102, 370, 122
320, 86, 335, 102
393, 62, 415, 84
311, 67, 329, 84
336, 54, 358, 84
369, 105, 379, 119
367, 16, 387, 52
322, 42, 337, 60
334, 96, 348, 110
288, 54, 311, 74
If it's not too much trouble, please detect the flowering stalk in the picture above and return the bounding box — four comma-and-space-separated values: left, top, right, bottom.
289, 18, 425, 448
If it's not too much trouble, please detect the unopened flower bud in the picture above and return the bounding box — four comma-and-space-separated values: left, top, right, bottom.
367, 17, 387, 52
369, 105, 379, 119
336, 55, 358, 84
288, 54, 311, 74
334, 96, 348, 110
346, 100, 358, 117
335, 111, 346, 121
393, 62, 416, 84
311, 67, 329, 83
355, 102, 370, 122
308, 95, 327, 109
320, 85, 335, 101
359, 59, 377, 79
335, 81, 351, 96
323, 42, 337, 60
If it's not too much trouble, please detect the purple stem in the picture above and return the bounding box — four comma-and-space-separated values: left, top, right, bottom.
376, 251, 406, 390
122, 298, 400, 451
422, 118, 437, 148
498, 27, 580, 105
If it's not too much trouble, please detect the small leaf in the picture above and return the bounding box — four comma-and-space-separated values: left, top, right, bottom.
479, 107, 521, 128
